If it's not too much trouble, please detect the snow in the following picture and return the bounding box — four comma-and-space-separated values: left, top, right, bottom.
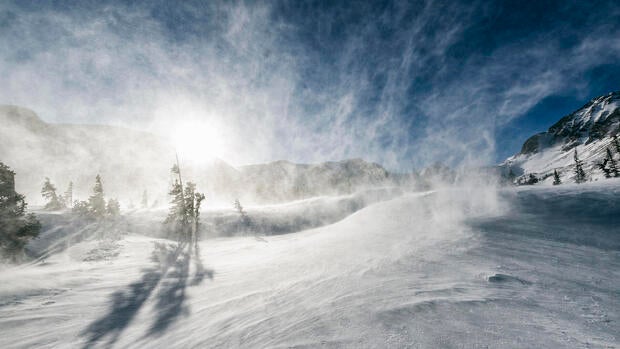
505, 137, 619, 184
501, 91, 620, 184
0, 184, 619, 348
577, 94, 619, 125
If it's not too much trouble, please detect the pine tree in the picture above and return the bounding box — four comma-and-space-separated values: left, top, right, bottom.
64, 182, 73, 209
41, 177, 63, 210
106, 198, 120, 216
89, 175, 106, 218
164, 165, 188, 240
234, 199, 245, 216
605, 147, 619, 177
72, 200, 90, 216
597, 148, 618, 178
234, 198, 250, 227
164, 161, 205, 246
552, 169, 561, 185
185, 182, 205, 248
597, 158, 611, 178
1, 162, 41, 262
613, 135, 620, 155
573, 149, 586, 184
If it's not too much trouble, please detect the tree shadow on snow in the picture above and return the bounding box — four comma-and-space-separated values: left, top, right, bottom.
146, 244, 214, 336
81, 241, 213, 348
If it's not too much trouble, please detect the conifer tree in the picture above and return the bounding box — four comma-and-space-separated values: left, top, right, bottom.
552, 169, 561, 185
164, 162, 205, 246
597, 148, 618, 178
185, 182, 205, 248
41, 177, 63, 210
605, 147, 619, 177
234, 198, 250, 227
89, 175, 106, 218
597, 158, 611, 178
164, 165, 187, 240
64, 182, 73, 209
573, 149, 586, 184
106, 198, 120, 216
1, 162, 41, 262
73, 200, 90, 216
613, 135, 620, 155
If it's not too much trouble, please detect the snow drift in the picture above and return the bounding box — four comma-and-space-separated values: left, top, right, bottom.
0, 182, 618, 348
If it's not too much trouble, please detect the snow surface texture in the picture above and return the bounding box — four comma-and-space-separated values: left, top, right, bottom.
0, 183, 619, 348
502, 91, 620, 184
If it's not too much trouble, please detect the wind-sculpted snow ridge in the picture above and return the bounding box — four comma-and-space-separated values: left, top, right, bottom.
22, 213, 128, 263
0, 183, 618, 348
125, 187, 405, 239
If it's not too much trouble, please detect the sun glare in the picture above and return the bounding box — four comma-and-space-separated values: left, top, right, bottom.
171, 121, 227, 165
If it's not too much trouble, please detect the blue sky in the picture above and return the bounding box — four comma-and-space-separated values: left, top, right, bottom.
1, 0, 619, 170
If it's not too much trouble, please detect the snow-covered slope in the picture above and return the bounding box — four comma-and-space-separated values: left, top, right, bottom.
0, 183, 618, 348
501, 91, 620, 184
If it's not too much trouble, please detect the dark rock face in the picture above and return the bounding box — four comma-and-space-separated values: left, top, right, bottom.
519, 91, 620, 155
520, 133, 544, 155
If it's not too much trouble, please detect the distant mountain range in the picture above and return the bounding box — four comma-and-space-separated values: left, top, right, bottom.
500, 91, 620, 184
0, 105, 413, 206
5, 91, 617, 205
0, 105, 175, 205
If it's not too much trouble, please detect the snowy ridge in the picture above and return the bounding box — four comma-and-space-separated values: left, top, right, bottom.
501, 91, 620, 184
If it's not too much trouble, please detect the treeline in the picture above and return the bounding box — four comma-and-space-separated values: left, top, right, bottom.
510, 135, 620, 186
41, 175, 120, 218
0, 162, 41, 262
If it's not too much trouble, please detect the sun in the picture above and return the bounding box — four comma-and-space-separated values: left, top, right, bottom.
171, 120, 227, 165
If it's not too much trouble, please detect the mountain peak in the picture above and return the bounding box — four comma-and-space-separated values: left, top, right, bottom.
0, 105, 47, 131
519, 91, 620, 156
502, 91, 620, 184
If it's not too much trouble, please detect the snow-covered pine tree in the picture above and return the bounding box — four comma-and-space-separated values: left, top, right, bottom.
89, 175, 106, 218
1, 162, 41, 262
234, 198, 250, 228
187, 183, 205, 249
573, 149, 586, 184
164, 161, 204, 246
164, 172, 187, 240
613, 135, 620, 155
64, 181, 73, 209
234, 199, 245, 216
106, 198, 120, 216
73, 200, 90, 216
598, 158, 611, 178
552, 169, 561, 185
605, 147, 619, 177
41, 177, 64, 210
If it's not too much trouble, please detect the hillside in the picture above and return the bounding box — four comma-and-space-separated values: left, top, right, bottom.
0, 105, 176, 205
500, 91, 620, 184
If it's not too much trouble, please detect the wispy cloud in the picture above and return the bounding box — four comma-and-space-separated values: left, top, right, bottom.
1, 0, 619, 170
